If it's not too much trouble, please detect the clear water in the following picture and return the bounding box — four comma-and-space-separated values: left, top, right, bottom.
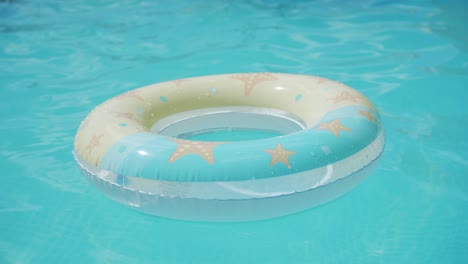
185, 130, 283, 142
1, 0, 467, 263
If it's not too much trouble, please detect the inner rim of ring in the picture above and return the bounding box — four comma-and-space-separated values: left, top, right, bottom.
151, 106, 307, 140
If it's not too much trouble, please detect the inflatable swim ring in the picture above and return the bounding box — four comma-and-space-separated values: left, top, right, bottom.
73, 73, 384, 221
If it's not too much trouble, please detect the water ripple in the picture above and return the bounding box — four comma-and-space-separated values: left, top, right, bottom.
1, 0, 467, 263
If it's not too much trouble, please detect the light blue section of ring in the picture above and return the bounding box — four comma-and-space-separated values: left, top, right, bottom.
99, 106, 382, 182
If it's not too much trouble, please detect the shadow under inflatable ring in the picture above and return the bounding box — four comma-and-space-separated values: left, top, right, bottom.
73, 73, 385, 222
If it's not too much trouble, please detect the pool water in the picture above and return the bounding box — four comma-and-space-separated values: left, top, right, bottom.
1, 0, 467, 263
186, 130, 283, 142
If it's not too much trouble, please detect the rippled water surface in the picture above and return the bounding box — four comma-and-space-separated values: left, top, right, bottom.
1, 0, 467, 263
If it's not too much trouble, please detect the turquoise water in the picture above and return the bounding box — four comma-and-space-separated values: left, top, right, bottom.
186, 130, 283, 142
1, 0, 467, 263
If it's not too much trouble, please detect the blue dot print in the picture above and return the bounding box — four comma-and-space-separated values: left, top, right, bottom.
295, 94, 303, 102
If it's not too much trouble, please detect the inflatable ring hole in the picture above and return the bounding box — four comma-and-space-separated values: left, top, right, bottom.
150, 106, 307, 142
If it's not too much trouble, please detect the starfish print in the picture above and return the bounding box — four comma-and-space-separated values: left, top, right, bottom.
231, 73, 277, 96
305, 75, 328, 84
317, 77, 329, 84
359, 110, 375, 121
317, 119, 352, 137
168, 138, 223, 164
171, 79, 191, 86
264, 144, 296, 169
86, 134, 103, 153
330, 91, 359, 104
115, 90, 144, 101
114, 112, 139, 122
